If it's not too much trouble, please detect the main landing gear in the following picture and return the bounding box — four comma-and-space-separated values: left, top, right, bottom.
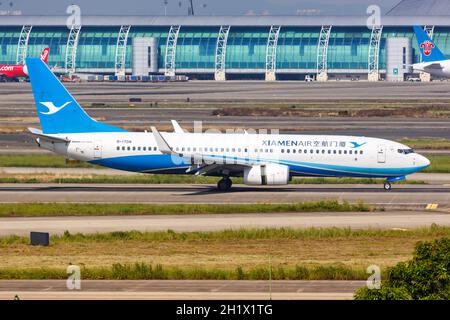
217, 177, 232, 191
383, 181, 392, 191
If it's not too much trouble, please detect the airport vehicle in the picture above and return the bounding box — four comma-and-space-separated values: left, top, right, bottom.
0, 48, 49, 82
413, 25, 450, 78
26, 58, 430, 191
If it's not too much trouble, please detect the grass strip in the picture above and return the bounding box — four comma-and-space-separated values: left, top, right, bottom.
0, 154, 97, 168
398, 138, 450, 150
423, 155, 450, 173
0, 263, 367, 281
2, 225, 450, 245
0, 201, 372, 218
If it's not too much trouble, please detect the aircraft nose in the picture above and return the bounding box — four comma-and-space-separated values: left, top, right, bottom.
419, 155, 431, 168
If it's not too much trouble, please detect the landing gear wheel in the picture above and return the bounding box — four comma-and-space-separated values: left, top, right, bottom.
217, 178, 232, 191
383, 182, 392, 191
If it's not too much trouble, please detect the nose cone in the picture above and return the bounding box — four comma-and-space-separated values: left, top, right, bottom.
418, 155, 431, 168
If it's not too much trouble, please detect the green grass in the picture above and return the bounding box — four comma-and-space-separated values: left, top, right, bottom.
0, 154, 97, 168
3, 225, 450, 245
0, 201, 372, 218
0, 263, 367, 281
423, 155, 450, 173
2, 226, 450, 280
398, 138, 450, 150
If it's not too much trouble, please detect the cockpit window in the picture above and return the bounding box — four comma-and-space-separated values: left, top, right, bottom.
398, 148, 415, 154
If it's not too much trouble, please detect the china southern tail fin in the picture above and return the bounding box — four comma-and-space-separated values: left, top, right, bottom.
26, 58, 126, 134
40, 48, 50, 64
413, 25, 447, 63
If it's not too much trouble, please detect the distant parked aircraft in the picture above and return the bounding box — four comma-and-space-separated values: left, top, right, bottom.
413, 25, 450, 79
0, 48, 49, 82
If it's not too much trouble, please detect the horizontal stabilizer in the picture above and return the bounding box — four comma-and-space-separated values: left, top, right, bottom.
28, 127, 70, 143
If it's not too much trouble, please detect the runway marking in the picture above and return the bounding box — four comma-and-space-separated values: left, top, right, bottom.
426, 203, 439, 210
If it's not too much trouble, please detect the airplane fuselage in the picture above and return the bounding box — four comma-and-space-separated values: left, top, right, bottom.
413, 59, 450, 78
37, 131, 430, 179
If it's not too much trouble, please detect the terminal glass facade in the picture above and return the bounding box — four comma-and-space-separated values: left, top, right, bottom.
1, 25, 450, 75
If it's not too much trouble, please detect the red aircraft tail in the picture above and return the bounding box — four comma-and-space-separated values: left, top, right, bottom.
40, 48, 50, 64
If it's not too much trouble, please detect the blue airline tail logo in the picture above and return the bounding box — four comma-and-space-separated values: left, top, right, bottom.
26, 58, 126, 134
413, 25, 447, 63
39, 101, 72, 115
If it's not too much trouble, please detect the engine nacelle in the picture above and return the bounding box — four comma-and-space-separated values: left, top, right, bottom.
243, 163, 290, 185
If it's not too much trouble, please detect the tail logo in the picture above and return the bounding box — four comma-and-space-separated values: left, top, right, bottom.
39, 101, 71, 115
420, 40, 435, 57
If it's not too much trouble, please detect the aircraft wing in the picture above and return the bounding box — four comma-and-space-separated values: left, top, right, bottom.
151, 126, 253, 176
28, 127, 70, 143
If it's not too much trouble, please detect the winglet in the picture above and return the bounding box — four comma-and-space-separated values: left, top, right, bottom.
151, 126, 175, 155
171, 120, 186, 133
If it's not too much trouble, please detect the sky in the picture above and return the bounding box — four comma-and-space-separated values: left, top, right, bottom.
0, 0, 400, 16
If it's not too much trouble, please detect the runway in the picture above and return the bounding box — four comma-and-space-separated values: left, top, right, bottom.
0, 184, 448, 208
0, 280, 365, 300
1, 211, 449, 236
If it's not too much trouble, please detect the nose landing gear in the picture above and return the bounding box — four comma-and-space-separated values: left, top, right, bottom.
383, 181, 392, 191
217, 177, 232, 191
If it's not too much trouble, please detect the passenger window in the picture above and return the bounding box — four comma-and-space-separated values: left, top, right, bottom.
299, 150, 302, 154
287, 149, 290, 153
322, 150, 325, 154
122, 146, 125, 151
238, 148, 242, 152
182, 147, 185, 151
349, 150, 352, 154
281, 149, 285, 153
328, 150, 331, 154
292, 149, 296, 154
127, 147, 131, 151
138, 147, 141, 151
360, 150, 363, 155
339, 150, 342, 154
344, 150, 347, 154
333, 150, 336, 154
316, 150, 319, 154
116, 146, 120, 151
221, 148, 224, 152
154, 147, 157, 151
132, 147, 136, 151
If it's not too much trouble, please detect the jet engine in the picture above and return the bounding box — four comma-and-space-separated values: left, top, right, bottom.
243, 163, 290, 185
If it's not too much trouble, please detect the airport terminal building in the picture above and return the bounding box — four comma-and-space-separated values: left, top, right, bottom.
1, 1, 450, 81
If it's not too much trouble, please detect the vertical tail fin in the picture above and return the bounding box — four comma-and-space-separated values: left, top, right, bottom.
413, 25, 446, 63
26, 58, 126, 134
40, 48, 50, 64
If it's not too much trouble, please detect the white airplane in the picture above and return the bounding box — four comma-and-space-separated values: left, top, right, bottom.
26, 58, 430, 191
413, 25, 450, 78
